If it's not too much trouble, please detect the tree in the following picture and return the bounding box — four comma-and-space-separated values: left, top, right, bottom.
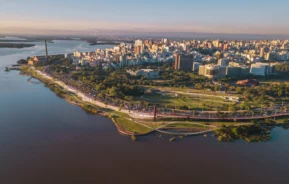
236, 87, 243, 94
278, 89, 283, 97
229, 105, 237, 112
119, 104, 124, 111
146, 88, 153, 95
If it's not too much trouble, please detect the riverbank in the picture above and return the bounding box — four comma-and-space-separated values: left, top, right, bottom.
20, 66, 155, 136
20, 66, 289, 142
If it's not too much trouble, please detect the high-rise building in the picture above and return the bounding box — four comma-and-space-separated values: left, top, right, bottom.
265, 52, 270, 60
219, 43, 224, 50
134, 39, 143, 55
119, 55, 127, 67
260, 47, 265, 58
213, 40, 219, 48
218, 59, 228, 66
162, 38, 168, 43
135, 39, 143, 47
174, 54, 194, 71
134, 45, 142, 55
223, 43, 229, 51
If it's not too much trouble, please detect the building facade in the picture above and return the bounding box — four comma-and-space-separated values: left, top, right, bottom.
174, 54, 194, 71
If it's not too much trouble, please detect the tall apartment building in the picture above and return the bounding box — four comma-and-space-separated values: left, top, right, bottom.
260, 47, 265, 58
174, 54, 194, 71
134, 45, 142, 55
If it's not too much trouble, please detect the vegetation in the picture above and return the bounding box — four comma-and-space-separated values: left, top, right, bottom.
20, 55, 289, 139
215, 124, 271, 142
165, 123, 211, 129
112, 116, 152, 135
81, 104, 100, 114
0, 43, 35, 48
275, 63, 289, 76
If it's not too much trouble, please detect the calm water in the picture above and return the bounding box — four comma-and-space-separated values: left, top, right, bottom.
1, 41, 289, 184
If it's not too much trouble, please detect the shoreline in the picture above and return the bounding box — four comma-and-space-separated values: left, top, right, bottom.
20, 66, 217, 137
22, 66, 156, 136
0, 43, 35, 48
20, 66, 289, 142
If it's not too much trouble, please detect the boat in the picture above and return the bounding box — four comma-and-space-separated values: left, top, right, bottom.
4, 67, 10, 72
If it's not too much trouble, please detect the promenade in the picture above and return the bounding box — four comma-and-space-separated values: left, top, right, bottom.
33, 67, 289, 122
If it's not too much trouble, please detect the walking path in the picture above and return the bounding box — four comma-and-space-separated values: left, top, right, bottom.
32, 67, 289, 121
33, 68, 152, 119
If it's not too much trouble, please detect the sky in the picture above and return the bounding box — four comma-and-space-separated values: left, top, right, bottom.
0, 0, 289, 36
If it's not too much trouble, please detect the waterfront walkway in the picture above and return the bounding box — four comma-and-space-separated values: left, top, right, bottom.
33, 67, 289, 122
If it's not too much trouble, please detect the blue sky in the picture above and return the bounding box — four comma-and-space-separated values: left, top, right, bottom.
0, 0, 289, 35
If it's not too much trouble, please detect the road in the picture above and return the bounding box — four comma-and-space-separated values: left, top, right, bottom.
34, 67, 289, 121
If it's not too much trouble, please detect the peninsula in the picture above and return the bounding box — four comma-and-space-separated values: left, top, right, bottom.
20, 38, 289, 142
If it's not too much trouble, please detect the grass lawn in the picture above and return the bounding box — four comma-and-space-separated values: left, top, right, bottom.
113, 116, 152, 134
111, 111, 131, 118
141, 85, 239, 97
165, 123, 212, 129
137, 95, 228, 110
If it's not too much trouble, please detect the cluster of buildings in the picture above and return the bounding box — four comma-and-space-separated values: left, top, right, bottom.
71, 39, 177, 69
173, 39, 289, 79
29, 38, 289, 80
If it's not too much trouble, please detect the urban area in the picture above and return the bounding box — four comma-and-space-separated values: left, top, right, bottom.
22, 38, 289, 142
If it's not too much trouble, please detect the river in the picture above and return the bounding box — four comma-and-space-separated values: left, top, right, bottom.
1, 40, 289, 184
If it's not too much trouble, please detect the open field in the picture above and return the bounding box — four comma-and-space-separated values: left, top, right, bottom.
140, 85, 239, 97
136, 94, 233, 110
164, 123, 213, 129
112, 116, 152, 135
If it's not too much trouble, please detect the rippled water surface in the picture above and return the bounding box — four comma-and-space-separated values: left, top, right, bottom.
1, 41, 289, 184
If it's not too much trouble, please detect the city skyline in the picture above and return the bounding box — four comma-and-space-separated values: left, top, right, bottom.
0, 0, 289, 37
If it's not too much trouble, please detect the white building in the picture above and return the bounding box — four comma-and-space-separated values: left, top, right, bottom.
135, 40, 143, 47
250, 62, 269, 76
127, 69, 159, 79
73, 51, 82, 57
193, 62, 201, 72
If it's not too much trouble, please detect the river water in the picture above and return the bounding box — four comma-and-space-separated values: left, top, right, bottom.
1, 40, 289, 184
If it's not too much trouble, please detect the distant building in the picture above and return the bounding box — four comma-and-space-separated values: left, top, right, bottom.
250, 62, 270, 76
65, 53, 72, 59
135, 39, 143, 47
127, 69, 159, 79
134, 45, 142, 55
218, 59, 228, 66
223, 43, 229, 51
198, 64, 227, 79
28, 56, 47, 65
79, 59, 88, 66
192, 62, 201, 72
226, 66, 250, 77
119, 55, 127, 67
174, 54, 194, 71
73, 51, 82, 57
260, 47, 265, 58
